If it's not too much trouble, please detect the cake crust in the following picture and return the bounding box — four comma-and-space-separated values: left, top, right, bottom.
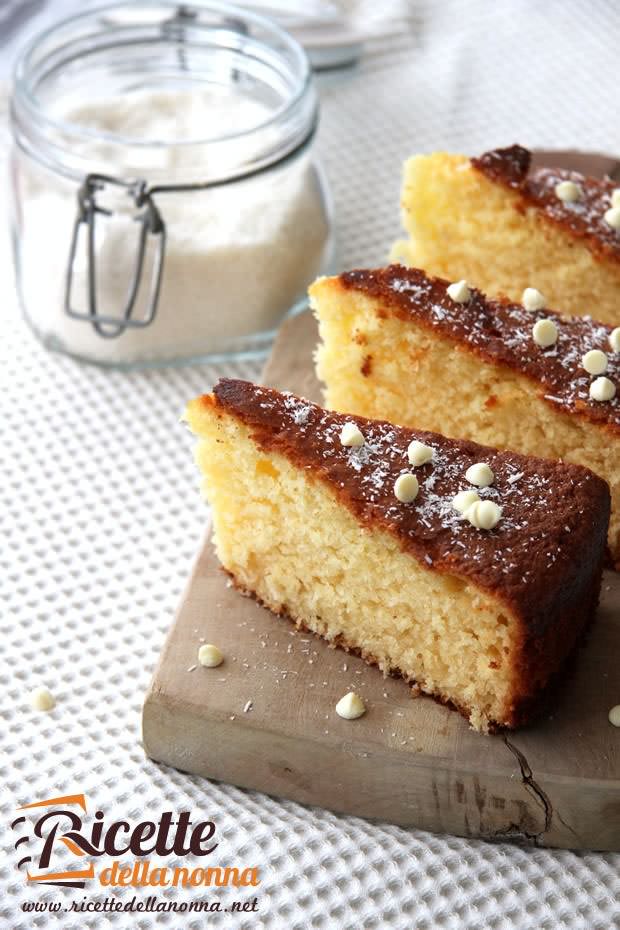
204, 379, 609, 636
336, 265, 619, 432
472, 145, 620, 263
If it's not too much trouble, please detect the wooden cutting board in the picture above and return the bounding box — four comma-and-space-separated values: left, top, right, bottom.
143, 309, 620, 852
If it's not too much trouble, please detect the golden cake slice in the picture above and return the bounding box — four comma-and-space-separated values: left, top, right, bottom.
186, 379, 609, 732
392, 145, 620, 326
311, 265, 620, 567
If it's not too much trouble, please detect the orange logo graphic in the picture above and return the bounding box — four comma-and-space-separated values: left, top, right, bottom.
12, 794, 95, 888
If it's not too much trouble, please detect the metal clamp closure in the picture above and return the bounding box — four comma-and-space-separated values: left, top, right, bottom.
63, 112, 318, 339
64, 174, 166, 339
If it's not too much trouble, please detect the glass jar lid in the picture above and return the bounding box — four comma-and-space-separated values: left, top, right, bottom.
10, 1, 322, 342
11, 0, 319, 186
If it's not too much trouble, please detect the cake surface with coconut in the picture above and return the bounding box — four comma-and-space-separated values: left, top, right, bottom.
311, 264, 620, 567
393, 145, 620, 327
186, 379, 609, 731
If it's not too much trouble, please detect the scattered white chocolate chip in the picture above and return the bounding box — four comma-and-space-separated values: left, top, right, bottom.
394, 473, 419, 503
465, 500, 502, 531
452, 489, 480, 514
582, 349, 608, 375
30, 686, 55, 712
340, 422, 365, 447
532, 318, 558, 347
465, 462, 494, 488
446, 279, 471, 303
610, 327, 620, 353
336, 692, 366, 720
608, 705, 620, 727
612, 189, 620, 208
589, 376, 616, 402
198, 643, 224, 668
555, 180, 582, 203
407, 440, 434, 466
522, 287, 546, 311
603, 206, 620, 230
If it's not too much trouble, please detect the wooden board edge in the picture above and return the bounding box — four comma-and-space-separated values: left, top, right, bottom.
142, 689, 619, 852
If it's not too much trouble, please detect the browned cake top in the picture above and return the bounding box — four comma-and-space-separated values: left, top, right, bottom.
338, 265, 620, 431
208, 379, 609, 634
472, 144, 620, 262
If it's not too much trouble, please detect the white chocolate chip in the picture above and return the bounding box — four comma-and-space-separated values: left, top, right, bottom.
446, 279, 471, 303
464, 500, 502, 530
610, 327, 620, 353
452, 489, 480, 514
612, 189, 620, 209
522, 287, 546, 311
394, 473, 419, 503
582, 349, 608, 375
555, 180, 582, 203
30, 686, 55, 712
198, 643, 224, 667
407, 440, 433, 466
589, 376, 616, 402
603, 206, 620, 230
465, 462, 494, 488
608, 704, 620, 727
532, 318, 558, 347
340, 422, 365, 447
336, 692, 366, 720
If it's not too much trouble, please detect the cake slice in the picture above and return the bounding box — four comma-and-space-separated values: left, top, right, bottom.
392, 145, 620, 326
311, 264, 620, 567
186, 378, 609, 731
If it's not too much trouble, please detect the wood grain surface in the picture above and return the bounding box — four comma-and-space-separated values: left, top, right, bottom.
143, 309, 620, 852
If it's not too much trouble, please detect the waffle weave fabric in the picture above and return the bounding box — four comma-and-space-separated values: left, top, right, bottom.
1, 2, 619, 928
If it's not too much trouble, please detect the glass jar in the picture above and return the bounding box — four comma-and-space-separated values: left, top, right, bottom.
9, 1, 333, 367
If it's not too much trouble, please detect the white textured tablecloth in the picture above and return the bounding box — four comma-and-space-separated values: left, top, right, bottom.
1, 3, 619, 928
